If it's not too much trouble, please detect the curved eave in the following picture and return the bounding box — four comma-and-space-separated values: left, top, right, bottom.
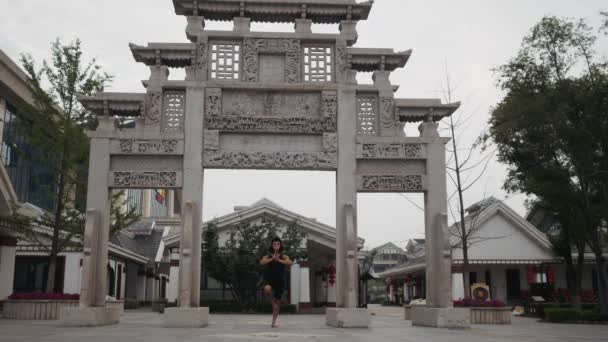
348, 48, 411, 72
395, 99, 460, 123
173, 0, 373, 24
129, 43, 195, 68
79, 93, 145, 117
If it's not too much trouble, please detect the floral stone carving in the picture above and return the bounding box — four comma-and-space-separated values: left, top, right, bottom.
118, 139, 180, 154
323, 133, 338, 153
243, 38, 302, 83
205, 116, 336, 134
206, 88, 222, 116
145, 93, 163, 125
204, 151, 337, 170
360, 144, 422, 159
380, 97, 395, 129
203, 130, 220, 151
112, 171, 179, 188
360, 175, 423, 192
322, 91, 338, 118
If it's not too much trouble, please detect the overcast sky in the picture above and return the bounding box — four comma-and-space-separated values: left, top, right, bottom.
2, 0, 606, 250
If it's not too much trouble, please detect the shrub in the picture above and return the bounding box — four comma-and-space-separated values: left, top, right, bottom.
544, 308, 608, 323
124, 298, 140, 310
453, 298, 506, 308
8, 292, 79, 300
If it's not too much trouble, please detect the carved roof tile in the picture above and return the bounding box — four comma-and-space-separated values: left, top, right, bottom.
80, 93, 146, 117
173, 0, 373, 23
348, 48, 411, 72
129, 43, 195, 67
395, 99, 460, 123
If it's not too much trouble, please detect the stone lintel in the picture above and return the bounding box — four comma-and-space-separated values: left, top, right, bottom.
326, 308, 371, 328
173, 0, 373, 24
411, 307, 471, 329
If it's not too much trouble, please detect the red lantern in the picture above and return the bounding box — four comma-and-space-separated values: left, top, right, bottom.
527, 266, 535, 284
547, 266, 555, 284
327, 265, 336, 286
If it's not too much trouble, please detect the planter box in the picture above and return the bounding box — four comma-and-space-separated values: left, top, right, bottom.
470, 307, 512, 324
3, 300, 125, 320
404, 305, 425, 320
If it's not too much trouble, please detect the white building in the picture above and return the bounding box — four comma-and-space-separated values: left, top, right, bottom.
378, 198, 604, 304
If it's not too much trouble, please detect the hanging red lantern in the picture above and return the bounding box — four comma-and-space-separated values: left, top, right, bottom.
327, 265, 336, 286
547, 266, 555, 284
527, 265, 536, 284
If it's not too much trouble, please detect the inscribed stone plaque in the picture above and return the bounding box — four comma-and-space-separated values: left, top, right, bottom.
259, 54, 285, 82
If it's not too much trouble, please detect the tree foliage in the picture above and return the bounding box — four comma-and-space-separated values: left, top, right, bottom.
487, 15, 608, 313
202, 216, 307, 303
1, 39, 139, 293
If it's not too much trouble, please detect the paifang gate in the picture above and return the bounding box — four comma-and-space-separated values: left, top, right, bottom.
67, 0, 463, 329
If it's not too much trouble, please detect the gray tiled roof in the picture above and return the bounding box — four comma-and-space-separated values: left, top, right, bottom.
110, 220, 164, 266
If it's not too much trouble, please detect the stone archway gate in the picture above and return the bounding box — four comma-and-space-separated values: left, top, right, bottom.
62, 0, 467, 329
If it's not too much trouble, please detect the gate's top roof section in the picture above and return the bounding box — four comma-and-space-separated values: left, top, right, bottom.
173, 0, 374, 23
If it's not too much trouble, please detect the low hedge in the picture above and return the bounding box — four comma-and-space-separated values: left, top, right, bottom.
8, 292, 79, 300
527, 302, 598, 318
544, 308, 608, 323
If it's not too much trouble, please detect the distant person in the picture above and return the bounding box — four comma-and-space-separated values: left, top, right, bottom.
260, 237, 293, 328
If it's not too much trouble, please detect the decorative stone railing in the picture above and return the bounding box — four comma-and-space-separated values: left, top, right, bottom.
2, 300, 124, 320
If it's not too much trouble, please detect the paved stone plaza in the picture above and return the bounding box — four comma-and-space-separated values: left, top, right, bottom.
1, 306, 606, 342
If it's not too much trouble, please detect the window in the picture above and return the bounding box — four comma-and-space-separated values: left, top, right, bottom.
13, 256, 65, 293
304, 46, 333, 82
210, 42, 240, 80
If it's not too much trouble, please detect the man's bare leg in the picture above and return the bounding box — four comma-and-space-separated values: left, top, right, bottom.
271, 298, 280, 328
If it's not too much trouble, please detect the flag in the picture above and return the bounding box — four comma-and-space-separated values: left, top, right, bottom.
154, 189, 166, 205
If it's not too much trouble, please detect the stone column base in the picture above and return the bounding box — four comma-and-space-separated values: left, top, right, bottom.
60, 307, 120, 327
164, 307, 209, 328
326, 308, 370, 328
411, 307, 470, 329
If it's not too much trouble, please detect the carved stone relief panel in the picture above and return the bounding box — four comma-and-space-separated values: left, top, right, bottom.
205, 116, 336, 134
380, 97, 395, 129
204, 151, 336, 170
335, 45, 348, 79
114, 139, 182, 154
162, 90, 185, 132
111, 171, 182, 188
321, 91, 338, 118
243, 38, 302, 83
357, 95, 378, 136
145, 92, 162, 125
110, 156, 183, 171
203, 130, 220, 151
323, 133, 338, 153
205, 88, 222, 116
358, 144, 423, 159
195, 39, 208, 79
222, 91, 320, 117
358, 175, 424, 192
357, 160, 426, 175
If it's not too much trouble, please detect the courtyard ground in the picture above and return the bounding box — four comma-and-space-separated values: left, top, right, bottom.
0, 305, 606, 342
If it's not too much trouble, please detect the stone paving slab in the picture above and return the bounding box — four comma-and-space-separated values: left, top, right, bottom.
0, 312, 607, 342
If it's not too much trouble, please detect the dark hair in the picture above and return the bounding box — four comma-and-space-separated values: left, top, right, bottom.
268, 236, 284, 254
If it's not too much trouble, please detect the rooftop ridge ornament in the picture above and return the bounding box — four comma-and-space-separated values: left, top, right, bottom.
172, 0, 374, 24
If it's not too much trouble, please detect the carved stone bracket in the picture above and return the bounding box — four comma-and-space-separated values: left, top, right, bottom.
358, 175, 424, 192
204, 151, 337, 170
357, 143, 423, 159
243, 38, 302, 83
322, 91, 338, 118
145, 92, 163, 125
205, 116, 336, 134
205, 88, 222, 116
110, 171, 182, 188
203, 130, 219, 151
114, 139, 181, 154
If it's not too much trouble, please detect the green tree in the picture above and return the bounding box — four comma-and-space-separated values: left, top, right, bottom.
2, 39, 139, 293
487, 16, 608, 313
202, 216, 307, 303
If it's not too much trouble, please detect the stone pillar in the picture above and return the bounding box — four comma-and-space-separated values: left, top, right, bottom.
233, 17, 251, 32
295, 19, 312, 33
164, 86, 208, 328
290, 263, 301, 306
167, 249, 180, 302
0, 237, 17, 300
299, 262, 312, 313
136, 271, 146, 301
167, 190, 176, 218
327, 86, 370, 328
61, 117, 120, 326
410, 122, 470, 328
143, 189, 152, 218
452, 273, 465, 300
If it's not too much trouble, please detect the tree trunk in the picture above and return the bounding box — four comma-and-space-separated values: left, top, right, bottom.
46, 252, 58, 293
566, 243, 585, 310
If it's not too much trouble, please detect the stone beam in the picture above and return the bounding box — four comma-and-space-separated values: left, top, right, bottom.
172, 0, 373, 24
